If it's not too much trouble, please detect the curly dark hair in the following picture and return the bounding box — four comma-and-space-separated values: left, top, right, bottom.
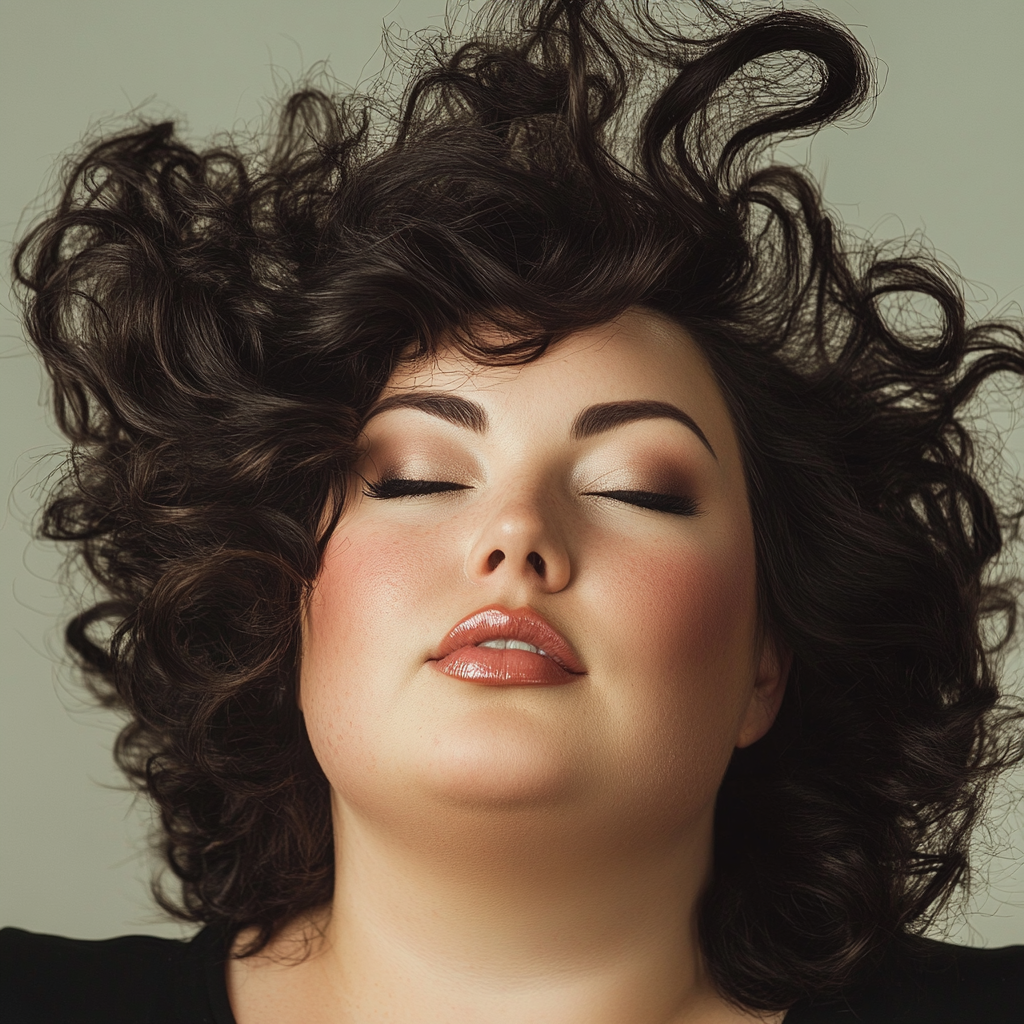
12, 0, 1024, 1012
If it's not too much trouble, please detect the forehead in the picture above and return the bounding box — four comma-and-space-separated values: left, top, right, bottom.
377, 309, 744, 471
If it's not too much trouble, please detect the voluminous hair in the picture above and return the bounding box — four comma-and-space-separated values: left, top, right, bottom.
14, 0, 1024, 1011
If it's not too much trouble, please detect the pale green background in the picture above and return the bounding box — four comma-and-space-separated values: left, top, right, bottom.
2, 1, 1022, 944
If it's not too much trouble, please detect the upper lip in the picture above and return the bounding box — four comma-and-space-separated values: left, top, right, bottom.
432, 606, 587, 674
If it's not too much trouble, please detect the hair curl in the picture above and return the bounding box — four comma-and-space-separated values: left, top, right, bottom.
13, 0, 1024, 1011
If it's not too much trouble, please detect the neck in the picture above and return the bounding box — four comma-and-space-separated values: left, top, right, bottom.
228, 798, 784, 1024
314, 797, 722, 1024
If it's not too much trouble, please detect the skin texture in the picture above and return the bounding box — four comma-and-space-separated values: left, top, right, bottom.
228, 309, 790, 1023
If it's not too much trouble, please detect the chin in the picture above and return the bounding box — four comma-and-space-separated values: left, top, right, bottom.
413, 706, 586, 809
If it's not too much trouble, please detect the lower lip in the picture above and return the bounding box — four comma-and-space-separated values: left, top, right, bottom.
432, 646, 577, 686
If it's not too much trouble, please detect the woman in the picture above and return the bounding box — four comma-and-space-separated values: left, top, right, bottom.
2, 0, 1022, 1020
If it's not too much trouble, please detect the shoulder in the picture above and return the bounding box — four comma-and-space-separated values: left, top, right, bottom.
0, 925, 235, 1024
786, 936, 1024, 1024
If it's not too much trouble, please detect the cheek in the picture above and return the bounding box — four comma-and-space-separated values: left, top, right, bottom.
587, 525, 758, 802
659, 544, 753, 676
606, 530, 756, 681
299, 524, 445, 777
306, 521, 445, 663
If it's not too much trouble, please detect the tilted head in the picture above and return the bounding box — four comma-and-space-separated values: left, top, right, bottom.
14, 0, 1023, 1011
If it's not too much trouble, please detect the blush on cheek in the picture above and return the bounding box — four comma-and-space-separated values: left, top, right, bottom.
616, 540, 756, 680
311, 530, 417, 632
306, 521, 449, 675
588, 530, 760, 814
300, 528, 429, 771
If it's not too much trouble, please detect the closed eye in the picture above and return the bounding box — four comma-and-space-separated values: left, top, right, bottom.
363, 477, 470, 499
584, 489, 701, 516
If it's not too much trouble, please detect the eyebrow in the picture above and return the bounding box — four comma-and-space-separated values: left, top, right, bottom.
363, 392, 716, 459
570, 400, 716, 459
363, 392, 489, 432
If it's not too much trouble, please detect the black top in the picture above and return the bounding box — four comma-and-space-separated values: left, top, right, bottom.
2, 925, 1022, 1023
1, 926, 233, 1024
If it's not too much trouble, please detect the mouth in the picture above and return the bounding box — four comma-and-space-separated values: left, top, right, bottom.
430, 606, 586, 686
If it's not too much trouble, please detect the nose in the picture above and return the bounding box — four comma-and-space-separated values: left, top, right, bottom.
466, 489, 572, 593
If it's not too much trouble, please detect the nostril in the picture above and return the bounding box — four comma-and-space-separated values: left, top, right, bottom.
487, 550, 506, 571
527, 551, 546, 577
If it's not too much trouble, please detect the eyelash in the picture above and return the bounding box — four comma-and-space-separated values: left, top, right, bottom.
582, 489, 700, 517
363, 478, 700, 516
363, 478, 469, 499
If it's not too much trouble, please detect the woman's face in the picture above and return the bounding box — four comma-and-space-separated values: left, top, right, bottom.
301, 309, 786, 850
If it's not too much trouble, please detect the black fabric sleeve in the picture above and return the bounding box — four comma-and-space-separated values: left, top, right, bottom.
785, 936, 1024, 1023
0, 926, 235, 1024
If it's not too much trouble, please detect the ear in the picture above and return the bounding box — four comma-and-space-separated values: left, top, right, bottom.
735, 634, 791, 749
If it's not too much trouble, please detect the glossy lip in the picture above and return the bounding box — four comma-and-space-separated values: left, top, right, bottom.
430, 606, 587, 683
